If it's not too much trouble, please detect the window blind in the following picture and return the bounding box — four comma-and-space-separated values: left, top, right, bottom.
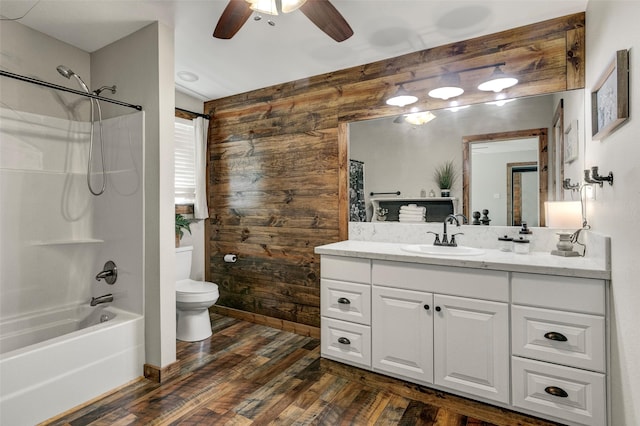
174, 117, 196, 204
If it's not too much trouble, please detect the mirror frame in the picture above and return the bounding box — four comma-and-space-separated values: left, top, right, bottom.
334, 14, 584, 240
462, 128, 548, 226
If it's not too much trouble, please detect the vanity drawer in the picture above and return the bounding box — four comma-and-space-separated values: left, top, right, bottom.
512, 357, 606, 426
321, 317, 371, 369
512, 305, 605, 372
512, 273, 605, 315
320, 255, 370, 284
372, 260, 508, 301
321, 279, 371, 325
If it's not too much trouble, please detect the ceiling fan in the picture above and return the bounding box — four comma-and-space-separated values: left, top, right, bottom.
213, 0, 354, 42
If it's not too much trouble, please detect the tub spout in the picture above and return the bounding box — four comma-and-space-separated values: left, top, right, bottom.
90, 294, 113, 306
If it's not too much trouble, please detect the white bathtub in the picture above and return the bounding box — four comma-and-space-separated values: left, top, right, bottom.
0, 304, 144, 425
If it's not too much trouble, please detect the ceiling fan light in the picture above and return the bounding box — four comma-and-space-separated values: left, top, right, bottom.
281, 0, 307, 13
386, 86, 418, 107
248, 0, 278, 15
428, 86, 464, 100
478, 67, 518, 92
404, 111, 436, 126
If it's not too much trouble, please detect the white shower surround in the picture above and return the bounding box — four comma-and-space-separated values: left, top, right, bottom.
0, 108, 145, 423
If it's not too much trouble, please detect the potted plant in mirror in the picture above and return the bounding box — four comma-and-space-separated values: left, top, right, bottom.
433, 160, 458, 197
175, 214, 191, 248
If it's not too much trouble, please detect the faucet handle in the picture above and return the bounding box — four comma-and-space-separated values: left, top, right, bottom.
450, 233, 464, 246
427, 231, 441, 245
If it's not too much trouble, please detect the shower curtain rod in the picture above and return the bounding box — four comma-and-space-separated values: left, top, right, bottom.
0, 70, 143, 111
175, 107, 210, 120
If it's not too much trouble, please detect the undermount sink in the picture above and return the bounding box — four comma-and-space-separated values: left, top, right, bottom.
401, 244, 485, 256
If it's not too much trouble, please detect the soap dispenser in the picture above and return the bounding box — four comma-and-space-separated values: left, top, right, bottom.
519, 222, 532, 235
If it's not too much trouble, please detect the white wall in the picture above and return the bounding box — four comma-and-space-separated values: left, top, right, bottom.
91, 22, 176, 368
0, 21, 91, 121
0, 22, 143, 319
585, 2, 640, 425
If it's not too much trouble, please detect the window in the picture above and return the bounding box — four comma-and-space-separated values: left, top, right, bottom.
174, 117, 196, 204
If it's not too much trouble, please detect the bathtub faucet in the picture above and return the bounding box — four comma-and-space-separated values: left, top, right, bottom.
95, 260, 117, 284
90, 294, 113, 306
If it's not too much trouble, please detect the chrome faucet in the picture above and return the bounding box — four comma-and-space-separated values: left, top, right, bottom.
428, 214, 468, 246
90, 294, 113, 306
95, 260, 117, 284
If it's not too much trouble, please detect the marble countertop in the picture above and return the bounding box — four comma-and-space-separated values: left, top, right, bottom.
315, 240, 611, 280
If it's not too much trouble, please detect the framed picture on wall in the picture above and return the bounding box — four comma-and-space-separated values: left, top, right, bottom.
591, 49, 630, 141
564, 119, 579, 163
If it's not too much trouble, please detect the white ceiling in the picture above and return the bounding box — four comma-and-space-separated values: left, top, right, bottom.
0, 0, 587, 101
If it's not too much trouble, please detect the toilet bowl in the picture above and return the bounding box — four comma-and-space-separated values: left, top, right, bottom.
175, 246, 219, 342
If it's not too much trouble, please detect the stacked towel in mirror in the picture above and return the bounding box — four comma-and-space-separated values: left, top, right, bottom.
399, 204, 426, 222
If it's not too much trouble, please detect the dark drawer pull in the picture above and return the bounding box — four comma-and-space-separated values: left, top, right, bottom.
544, 332, 568, 342
338, 337, 351, 345
337, 297, 351, 305
423, 304, 430, 310
544, 386, 569, 398
435, 306, 442, 312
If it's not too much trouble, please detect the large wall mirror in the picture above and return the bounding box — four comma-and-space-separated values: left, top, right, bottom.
348, 89, 584, 227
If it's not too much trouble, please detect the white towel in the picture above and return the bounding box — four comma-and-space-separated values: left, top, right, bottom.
399, 213, 424, 219
399, 212, 425, 222
400, 205, 426, 214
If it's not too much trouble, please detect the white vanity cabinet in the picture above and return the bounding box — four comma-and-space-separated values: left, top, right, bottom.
372, 285, 434, 384
320, 255, 372, 369
317, 245, 610, 426
511, 273, 607, 426
371, 260, 510, 404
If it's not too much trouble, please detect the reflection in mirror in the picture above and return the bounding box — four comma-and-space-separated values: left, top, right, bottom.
348, 90, 584, 226
464, 130, 546, 226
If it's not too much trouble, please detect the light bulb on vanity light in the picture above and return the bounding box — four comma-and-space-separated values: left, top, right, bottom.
385, 85, 418, 107
545, 201, 583, 257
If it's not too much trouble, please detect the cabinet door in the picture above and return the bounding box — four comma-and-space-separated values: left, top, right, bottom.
372, 286, 433, 384
433, 295, 509, 403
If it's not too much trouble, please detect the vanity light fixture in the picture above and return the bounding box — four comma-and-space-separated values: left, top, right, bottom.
385, 61, 517, 107
386, 85, 418, 107
428, 72, 464, 100
545, 201, 584, 257
478, 65, 519, 92
404, 111, 436, 125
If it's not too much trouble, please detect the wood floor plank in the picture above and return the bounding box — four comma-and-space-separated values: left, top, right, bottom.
44, 314, 563, 426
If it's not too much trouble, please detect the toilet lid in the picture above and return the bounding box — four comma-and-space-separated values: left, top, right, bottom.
176, 279, 219, 296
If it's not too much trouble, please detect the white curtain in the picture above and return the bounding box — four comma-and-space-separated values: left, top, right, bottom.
193, 116, 209, 219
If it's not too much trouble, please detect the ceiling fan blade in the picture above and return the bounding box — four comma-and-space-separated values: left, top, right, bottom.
299, 0, 354, 42
213, 0, 253, 39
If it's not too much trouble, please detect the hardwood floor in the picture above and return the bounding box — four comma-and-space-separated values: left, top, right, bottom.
43, 314, 563, 426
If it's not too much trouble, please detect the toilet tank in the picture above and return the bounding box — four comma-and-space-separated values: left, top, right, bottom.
175, 245, 193, 281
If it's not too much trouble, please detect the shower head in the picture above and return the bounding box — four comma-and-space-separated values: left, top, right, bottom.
56, 65, 90, 93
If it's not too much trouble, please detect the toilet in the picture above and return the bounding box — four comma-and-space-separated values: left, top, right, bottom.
175, 246, 219, 342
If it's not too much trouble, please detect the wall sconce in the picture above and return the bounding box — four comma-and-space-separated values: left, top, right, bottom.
386, 85, 418, 107
545, 200, 584, 257
477, 65, 519, 92
562, 178, 580, 191
584, 166, 614, 187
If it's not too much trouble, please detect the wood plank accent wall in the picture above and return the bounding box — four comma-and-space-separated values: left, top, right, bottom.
204, 13, 585, 328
